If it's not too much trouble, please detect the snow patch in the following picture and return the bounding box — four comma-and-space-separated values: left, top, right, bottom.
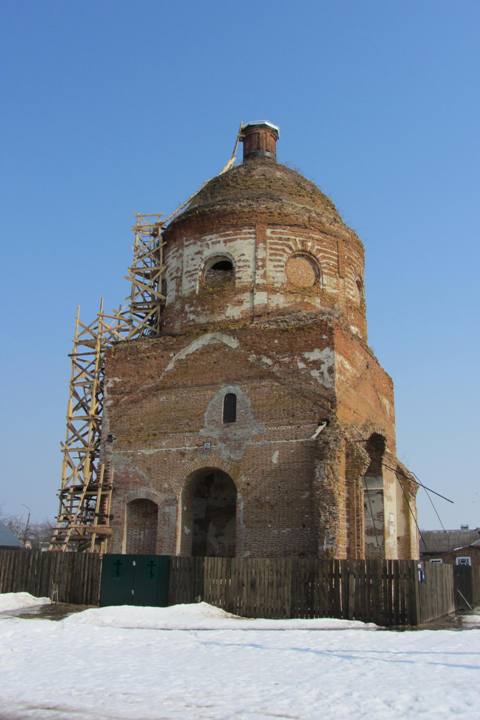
63, 602, 377, 631
0, 592, 51, 613
0, 602, 478, 720
462, 614, 480, 625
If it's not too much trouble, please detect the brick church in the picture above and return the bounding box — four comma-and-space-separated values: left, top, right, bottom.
104, 121, 419, 560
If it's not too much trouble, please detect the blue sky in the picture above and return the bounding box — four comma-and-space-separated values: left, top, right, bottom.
1, 1, 479, 530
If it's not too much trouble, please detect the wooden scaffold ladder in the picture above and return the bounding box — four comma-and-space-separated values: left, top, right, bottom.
50, 214, 165, 552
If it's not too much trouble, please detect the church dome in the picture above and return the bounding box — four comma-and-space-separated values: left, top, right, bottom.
165, 122, 349, 235
160, 122, 366, 339
168, 157, 344, 231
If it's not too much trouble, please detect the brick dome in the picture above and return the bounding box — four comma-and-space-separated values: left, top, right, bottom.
167, 157, 346, 232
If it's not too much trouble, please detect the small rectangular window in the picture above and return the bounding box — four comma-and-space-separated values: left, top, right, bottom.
456, 556, 472, 567
223, 393, 237, 423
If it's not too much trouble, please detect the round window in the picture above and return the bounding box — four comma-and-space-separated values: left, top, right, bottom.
285, 254, 319, 288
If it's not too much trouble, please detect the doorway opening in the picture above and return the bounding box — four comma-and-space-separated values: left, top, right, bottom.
181, 468, 236, 557
363, 433, 386, 558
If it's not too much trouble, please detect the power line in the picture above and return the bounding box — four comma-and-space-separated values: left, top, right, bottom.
424, 486, 446, 531
381, 461, 454, 504
394, 470, 428, 551
349, 438, 454, 504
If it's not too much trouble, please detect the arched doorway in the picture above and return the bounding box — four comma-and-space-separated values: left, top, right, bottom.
182, 468, 236, 557
126, 499, 158, 554
363, 434, 386, 558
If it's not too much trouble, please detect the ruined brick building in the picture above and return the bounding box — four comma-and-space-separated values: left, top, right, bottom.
103, 121, 419, 560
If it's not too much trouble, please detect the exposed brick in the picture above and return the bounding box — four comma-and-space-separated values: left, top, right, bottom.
103, 146, 418, 560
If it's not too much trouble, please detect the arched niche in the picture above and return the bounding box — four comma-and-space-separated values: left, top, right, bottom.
126, 498, 158, 554
181, 468, 237, 557
363, 433, 386, 558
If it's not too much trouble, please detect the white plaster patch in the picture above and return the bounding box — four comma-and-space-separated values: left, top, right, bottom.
301, 348, 335, 388
272, 450, 279, 464
381, 395, 393, 417
105, 377, 122, 386
225, 305, 244, 319
200, 384, 264, 461
181, 233, 255, 296
164, 333, 239, 373
248, 353, 274, 368
337, 354, 354, 375
255, 290, 268, 304
303, 349, 325, 362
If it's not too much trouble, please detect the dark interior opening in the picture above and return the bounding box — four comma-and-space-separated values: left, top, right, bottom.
223, 393, 237, 423
204, 257, 235, 288
185, 469, 237, 557
211, 260, 233, 271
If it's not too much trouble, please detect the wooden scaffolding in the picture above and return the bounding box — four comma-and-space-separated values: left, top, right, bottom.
50, 214, 165, 552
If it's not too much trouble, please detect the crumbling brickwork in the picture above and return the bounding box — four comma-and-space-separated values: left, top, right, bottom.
103, 122, 418, 560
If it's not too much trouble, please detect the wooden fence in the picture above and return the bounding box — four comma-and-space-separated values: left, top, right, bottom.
472, 566, 480, 608
170, 557, 423, 625
0, 549, 101, 605
0, 550, 460, 625
454, 565, 480, 611
418, 562, 455, 624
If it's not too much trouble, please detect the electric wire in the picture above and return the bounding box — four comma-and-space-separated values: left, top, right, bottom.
381, 461, 453, 504
423, 487, 447, 532
394, 469, 428, 551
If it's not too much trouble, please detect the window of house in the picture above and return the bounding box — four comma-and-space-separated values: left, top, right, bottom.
429, 558, 443, 564
223, 393, 237, 423
204, 256, 235, 288
456, 556, 472, 566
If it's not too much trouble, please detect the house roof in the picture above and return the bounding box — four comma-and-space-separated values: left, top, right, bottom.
0, 520, 22, 548
421, 528, 480, 553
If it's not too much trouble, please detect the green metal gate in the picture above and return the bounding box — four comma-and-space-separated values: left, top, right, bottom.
100, 554, 170, 607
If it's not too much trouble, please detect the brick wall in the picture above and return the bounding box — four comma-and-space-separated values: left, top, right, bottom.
101, 155, 417, 561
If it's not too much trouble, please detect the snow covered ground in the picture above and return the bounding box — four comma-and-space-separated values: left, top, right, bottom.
0, 592, 50, 613
0, 594, 479, 720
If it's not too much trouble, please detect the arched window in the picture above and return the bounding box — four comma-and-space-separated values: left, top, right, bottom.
223, 393, 237, 423
363, 433, 386, 559
203, 255, 235, 288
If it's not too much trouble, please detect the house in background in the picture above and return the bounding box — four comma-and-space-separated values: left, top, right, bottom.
421, 527, 480, 567
0, 520, 22, 549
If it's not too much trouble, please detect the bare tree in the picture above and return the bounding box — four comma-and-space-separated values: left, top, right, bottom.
0, 507, 54, 549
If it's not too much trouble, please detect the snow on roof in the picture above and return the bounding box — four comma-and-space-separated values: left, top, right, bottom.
0, 520, 22, 548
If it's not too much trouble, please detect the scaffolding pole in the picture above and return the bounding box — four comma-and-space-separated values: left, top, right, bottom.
50, 214, 164, 552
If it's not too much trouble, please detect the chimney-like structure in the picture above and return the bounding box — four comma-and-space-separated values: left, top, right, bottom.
241, 121, 280, 162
